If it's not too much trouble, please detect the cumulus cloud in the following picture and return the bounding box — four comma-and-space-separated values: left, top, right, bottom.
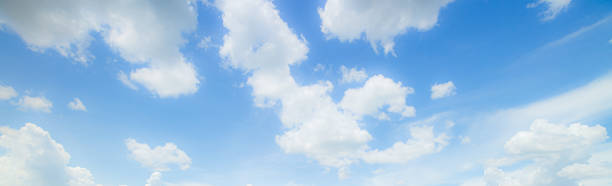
362, 125, 448, 163
14, 95, 53, 112
527, 0, 572, 21
340, 75, 415, 119
476, 119, 609, 186
0, 123, 97, 186
558, 150, 612, 185
67, 97, 86, 111
125, 138, 192, 171
430, 81, 456, 99
0, 0, 201, 97
318, 0, 454, 55
217, 0, 440, 178
339, 65, 367, 83
0, 85, 18, 100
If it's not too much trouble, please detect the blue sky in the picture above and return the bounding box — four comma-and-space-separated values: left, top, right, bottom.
1, 0, 612, 185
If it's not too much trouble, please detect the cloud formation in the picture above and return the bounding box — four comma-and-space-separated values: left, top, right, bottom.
0, 123, 98, 186
67, 98, 86, 111
125, 138, 192, 171
339, 65, 367, 83
528, 0, 572, 21
431, 81, 456, 100
0, 85, 18, 100
14, 95, 53, 112
0, 0, 201, 98
319, 0, 454, 55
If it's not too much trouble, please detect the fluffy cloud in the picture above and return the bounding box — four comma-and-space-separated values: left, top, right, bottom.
528, 0, 572, 21
362, 125, 448, 163
217, 0, 440, 178
0, 123, 97, 186
14, 95, 53, 112
0, 0, 200, 98
339, 65, 367, 83
318, 0, 454, 55
431, 81, 456, 99
340, 75, 415, 119
478, 119, 609, 186
0, 85, 18, 100
558, 150, 612, 185
125, 138, 192, 171
67, 97, 86, 111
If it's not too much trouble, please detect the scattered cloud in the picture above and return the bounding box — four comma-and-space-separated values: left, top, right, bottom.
0, 0, 201, 97
0, 85, 18, 100
0, 123, 98, 186
125, 138, 192, 171
362, 125, 448, 163
217, 0, 441, 178
340, 75, 415, 119
313, 64, 326, 72
67, 97, 86, 111
197, 36, 213, 50
118, 71, 139, 90
527, 0, 572, 21
14, 95, 53, 112
339, 65, 367, 83
318, 0, 454, 55
431, 81, 456, 100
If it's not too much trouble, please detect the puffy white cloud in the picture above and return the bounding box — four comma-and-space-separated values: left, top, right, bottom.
339, 65, 367, 83
504, 119, 607, 155
146, 171, 163, 186
362, 125, 449, 163
478, 119, 609, 186
0, 85, 18, 100
216, 0, 437, 178
318, 0, 454, 55
0, 123, 97, 186
340, 75, 415, 119
527, 0, 572, 21
0, 0, 200, 97
430, 81, 456, 100
557, 149, 612, 185
14, 95, 53, 112
67, 97, 86, 111
125, 138, 192, 171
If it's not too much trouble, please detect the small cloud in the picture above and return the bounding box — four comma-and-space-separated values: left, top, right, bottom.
313, 63, 326, 72
118, 71, 138, 90
431, 81, 456, 100
339, 65, 367, 83
198, 36, 213, 50
0, 85, 18, 100
68, 97, 87, 111
14, 95, 53, 112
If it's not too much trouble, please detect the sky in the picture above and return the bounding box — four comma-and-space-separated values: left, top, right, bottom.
0, 0, 612, 185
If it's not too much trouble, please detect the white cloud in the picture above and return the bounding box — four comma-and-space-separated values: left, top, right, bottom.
67, 97, 87, 111
118, 71, 139, 90
0, 0, 201, 97
125, 138, 192, 171
318, 0, 454, 55
0, 85, 18, 100
15, 95, 53, 112
216, 0, 440, 178
197, 36, 213, 50
146, 171, 163, 186
478, 119, 609, 186
340, 75, 415, 119
430, 81, 456, 99
527, 0, 572, 21
558, 150, 612, 185
339, 65, 367, 83
0, 123, 97, 186
362, 125, 449, 163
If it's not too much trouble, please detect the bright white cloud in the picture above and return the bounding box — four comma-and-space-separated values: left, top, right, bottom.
0, 123, 97, 186
558, 149, 612, 185
340, 75, 415, 119
14, 95, 53, 112
318, 0, 454, 55
528, 0, 572, 21
0, 85, 18, 100
431, 81, 456, 100
478, 119, 609, 186
125, 138, 192, 171
67, 97, 86, 111
0, 0, 201, 97
217, 0, 440, 178
339, 65, 367, 83
362, 125, 449, 163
